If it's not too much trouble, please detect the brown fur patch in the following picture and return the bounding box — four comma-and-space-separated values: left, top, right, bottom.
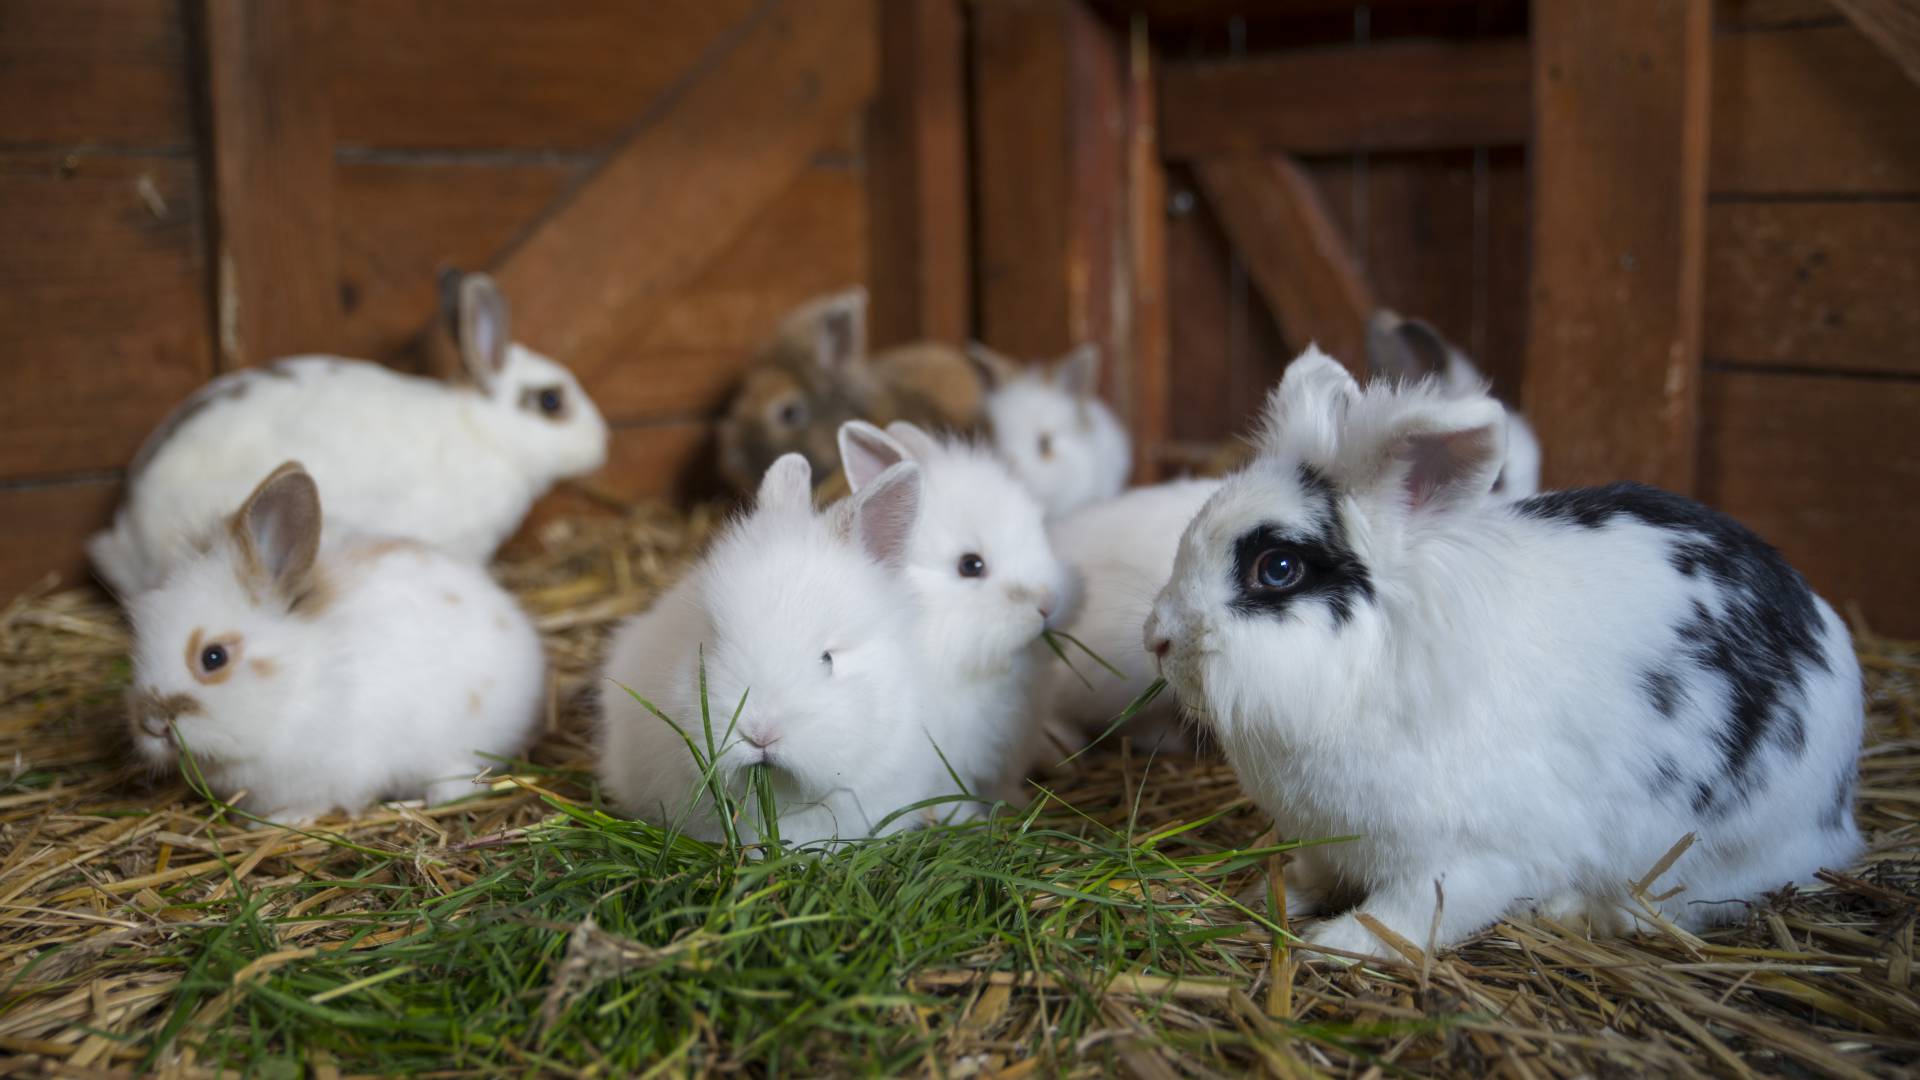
467, 690, 483, 716
129, 689, 205, 737
249, 657, 278, 678
443, 591, 463, 606
185, 628, 243, 686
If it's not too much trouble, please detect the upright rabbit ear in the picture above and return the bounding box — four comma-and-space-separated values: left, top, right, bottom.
1258, 346, 1362, 458
838, 421, 908, 492
231, 462, 322, 604
811, 287, 868, 372
881, 420, 940, 461
848, 462, 921, 568
964, 342, 1018, 390
756, 454, 814, 515
1365, 396, 1509, 514
1055, 343, 1100, 399
1365, 310, 1452, 387
456, 273, 512, 393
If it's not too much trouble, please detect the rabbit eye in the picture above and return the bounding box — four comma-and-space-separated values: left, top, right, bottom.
201, 644, 228, 672
1250, 548, 1307, 593
777, 400, 808, 428
186, 631, 243, 685
1037, 433, 1054, 460
958, 553, 986, 578
820, 650, 833, 672
519, 385, 568, 420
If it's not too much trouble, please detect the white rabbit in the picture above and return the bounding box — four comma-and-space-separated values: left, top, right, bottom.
125, 461, 546, 824
836, 421, 1072, 801
1365, 310, 1541, 498
969, 344, 1130, 519
1033, 478, 1222, 754
1145, 347, 1865, 961
597, 454, 961, 845
90, 272, 609, 597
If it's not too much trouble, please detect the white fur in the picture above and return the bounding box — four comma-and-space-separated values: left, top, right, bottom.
1146, 348, 1865, 960
91, 341, 607, 596
126, 469, 546, 824
596, 455, 961, 845
838, 422, 1074, 800
979, 345, 1130, 519
1365, 311, 1541, 498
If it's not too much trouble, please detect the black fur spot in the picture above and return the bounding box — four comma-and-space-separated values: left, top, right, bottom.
1641, 668, 1684, 719
1228, 465, 1373, 627
1517, 482, 1830, 812
1647, 755, 1686, 797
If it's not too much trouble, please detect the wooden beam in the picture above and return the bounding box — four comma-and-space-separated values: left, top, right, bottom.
866, 0, 971, 348
493, 0, 877, 363
198, 0, 340, 369
1524, 0, 1711, 493
1160, 39, 1531, 159
1193, 156, 1376, 369
1830, 0, 1920, 86
1121, 15, 1170, 484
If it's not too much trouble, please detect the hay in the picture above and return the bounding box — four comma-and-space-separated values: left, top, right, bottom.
0, 500, 1915, 1076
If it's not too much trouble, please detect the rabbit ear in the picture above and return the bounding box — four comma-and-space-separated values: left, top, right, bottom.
881, 421, 940, 461
848, 462, 921, 568
756, 454, 814, 515
965, 342, 1019, 390
1362, 396, 1509, 514
231, 461, 322, 604
838, 421, 908, 492
1055, 343, 1100, 399
456, 273, 512, 392
811, 287, 868, 372
1366, 310, 1452, 386
1258, 346, 1361, 458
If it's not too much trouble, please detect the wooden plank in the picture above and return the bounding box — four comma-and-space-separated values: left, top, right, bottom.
1194, 155, 1376, 369
1711, 24, 1920, 194
1121, 15, 1171, 484
1705, 202, 1920, 376
0, 0, 192, 147
0, 480, 121, 602
1829, 0, 1920, 85
1481, 147, 1532, 403
1715, 0, 1839, 29
200, 0, 342, 369
1524, 0, 1712, 493
866, 0, 970, 348
1354, 151, 1480, 368
1699, 371, 1920, 637
500, 420, 717, 555
328, 0, 756, 151
493, 0, 877, 366
0, 151, 213, 480
1159, 39, 1531, 159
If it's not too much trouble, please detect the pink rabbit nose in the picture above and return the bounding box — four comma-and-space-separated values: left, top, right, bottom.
1150, 638, 1171, 660
743, 729, 777, 750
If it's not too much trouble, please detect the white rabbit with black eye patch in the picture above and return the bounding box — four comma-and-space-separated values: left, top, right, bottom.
1366, 310, 1541, 498
837, 421, 1073, 801
1146, 347, 1864, 961
125, 461, 547, 825
969, 344, 1130, 519
597, 454, 960, 845
90, 272, 609, 597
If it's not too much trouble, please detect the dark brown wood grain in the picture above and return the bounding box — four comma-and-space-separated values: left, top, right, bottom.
1829, 0, 1920, 85
0, 479, 120, 603
1705, 202, 1920, 376
1160, 38, 1531, 158
0, 0, 194, 147
866, 0, 970, 349
1121, 15, 1171, 483
1525, 0, 1712, 493
502, 420, 719, 555
200, 0, 343, 369
1699, 370, 1920, 637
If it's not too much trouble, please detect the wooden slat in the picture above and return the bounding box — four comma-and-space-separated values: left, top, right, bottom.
0, 151, 213, 480
0, 0, 192, 147
1524, 0, 1712, 493
200, 0, 342, 369
327, 0, 757, 152
1829, 0, 1920, 85
1482, 147, 1532, 402
1715, 0, 1840, 29
1159, 39, 1531, 159
1705, 202, 1920, 376
493, 0, 876, 366
1194, 156, 1376, 368
1711, 24, 1920, 194
0, 479, 120, 602
1699, 371, 1920, 637
1122, 15, 1171, 483
866, 0, 970, 348
502, 421, 717, 555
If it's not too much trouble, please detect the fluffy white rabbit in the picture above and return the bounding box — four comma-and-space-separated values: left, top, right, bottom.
597, 454, 962, 845
836, 421, 1072, 800
1365, 310, 1541, 498
969, 344, 1130, 519
125, 461, 546, 824
90, 272, 608, 596
1033, 478, 1222, 754
1145, 348, 1864, 960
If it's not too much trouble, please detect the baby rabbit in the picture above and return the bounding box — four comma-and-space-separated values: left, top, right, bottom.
1146, 348, 1864, 960
837, 421, 1072, 800
598, 454, 960, 845
969, 344, 1131, 519
90, 272, 609, 596
716, 287, 984, 496
126, 462, 546, 824
1365, 310, 1541, 498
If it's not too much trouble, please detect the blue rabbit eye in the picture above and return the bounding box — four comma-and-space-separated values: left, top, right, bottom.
1251, 549, 1306, 592
539, 388, 563, 414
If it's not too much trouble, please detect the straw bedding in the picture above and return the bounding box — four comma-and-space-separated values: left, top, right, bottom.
0, 500, 1915, 1077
